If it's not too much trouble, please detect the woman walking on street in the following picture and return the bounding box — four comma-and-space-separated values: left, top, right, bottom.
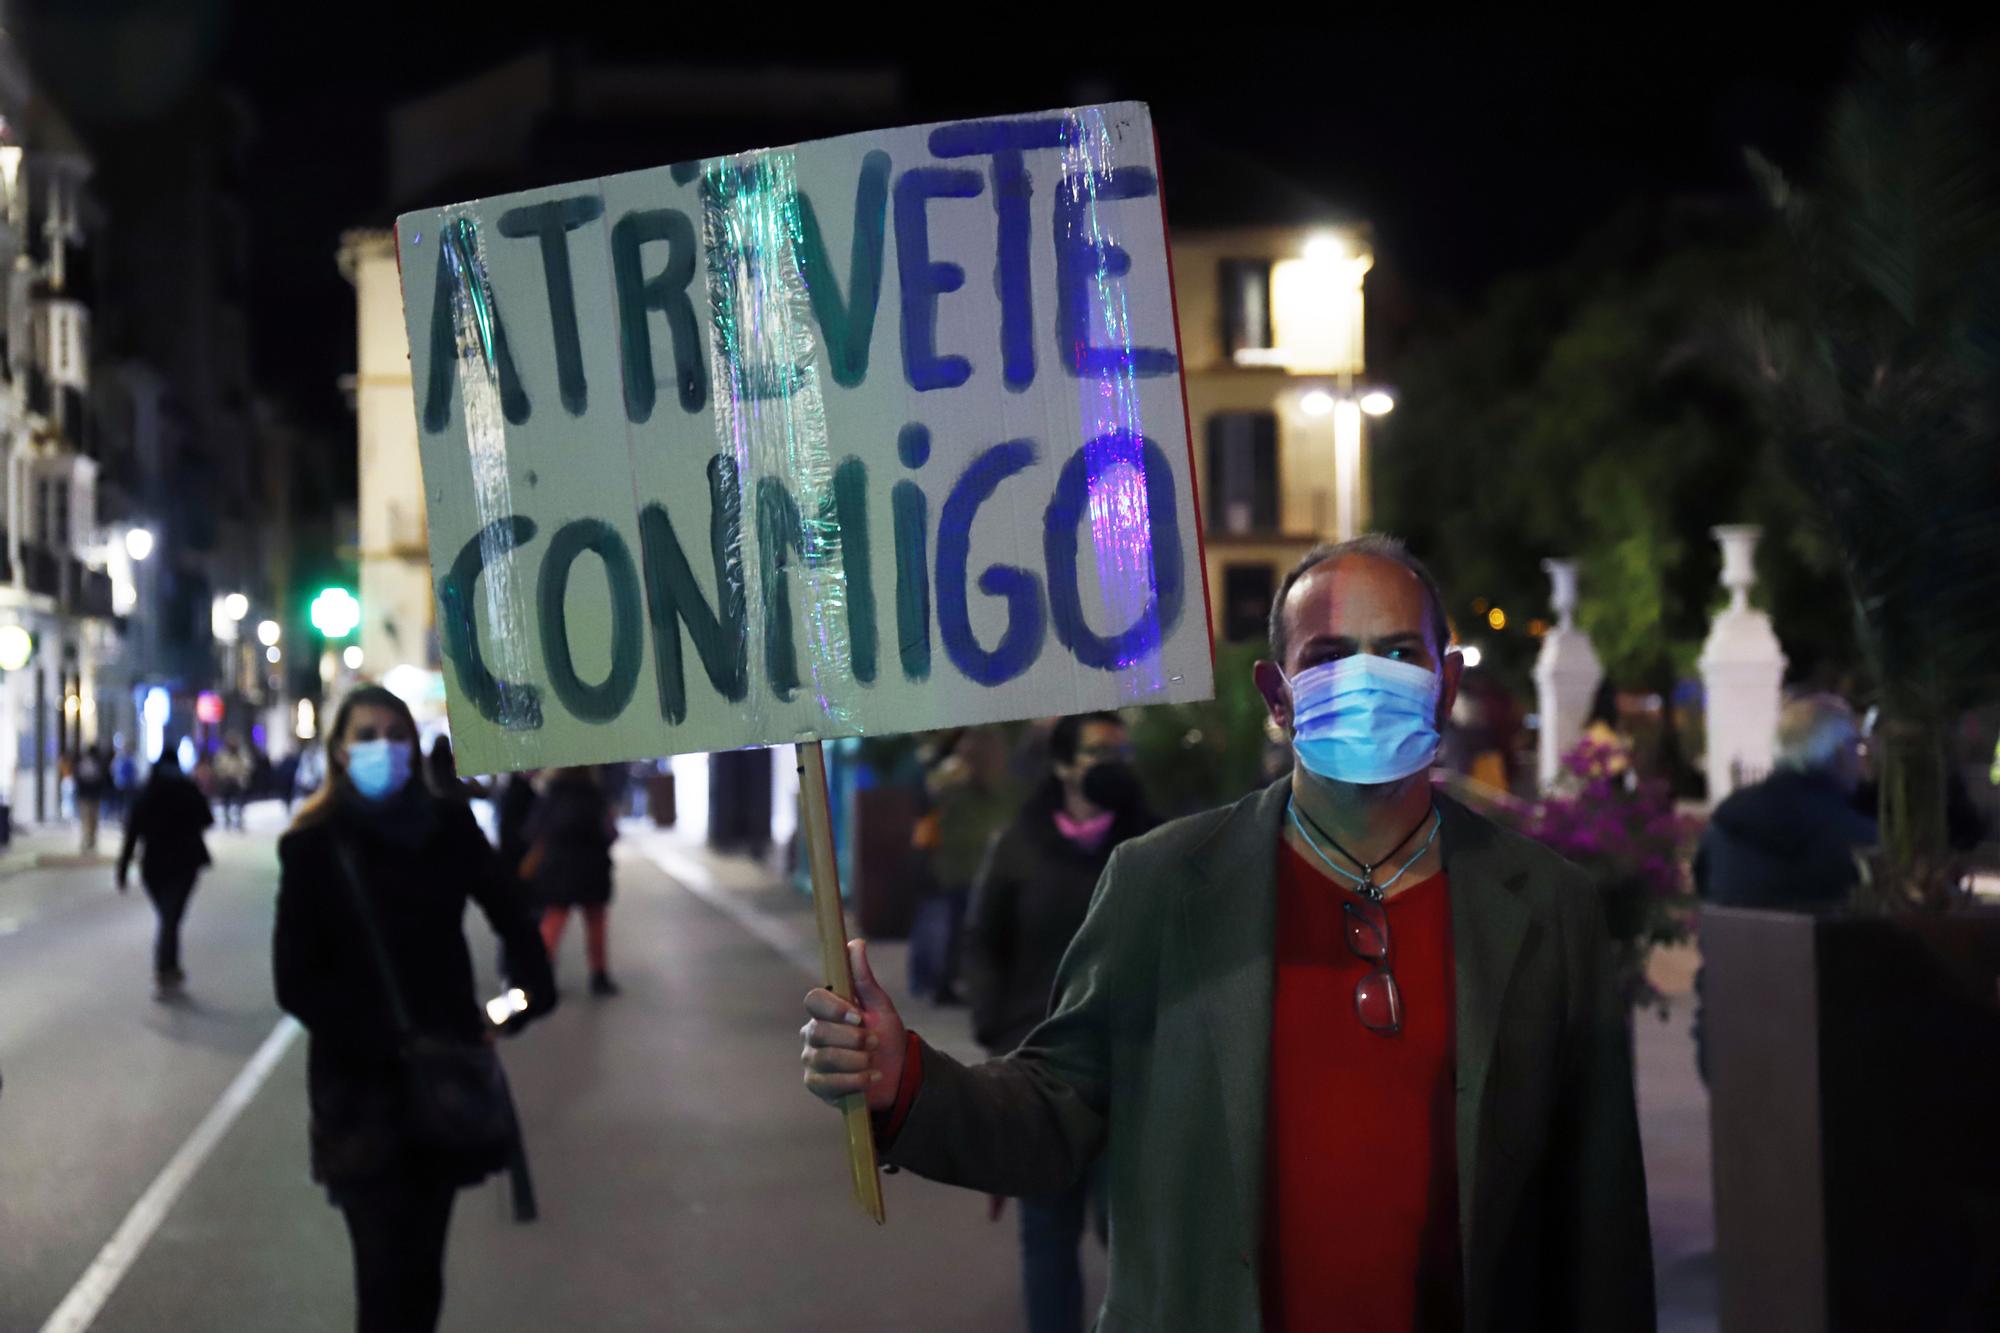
116, 752, 214, 999
524, 766, 620, 996
274, 686, 555, 1333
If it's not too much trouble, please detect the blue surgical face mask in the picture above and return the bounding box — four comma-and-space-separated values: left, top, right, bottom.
1286, 654, 1443, 786
345, 739, 412, 801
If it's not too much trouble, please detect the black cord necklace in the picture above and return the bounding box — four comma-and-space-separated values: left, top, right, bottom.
1291, 798, 1437, 897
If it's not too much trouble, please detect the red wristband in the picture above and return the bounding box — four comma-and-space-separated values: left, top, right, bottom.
873, 1030, 924, 1146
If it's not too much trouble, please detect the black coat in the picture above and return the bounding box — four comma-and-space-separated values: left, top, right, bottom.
1694, 769, 1878, 910
496, 774, 539, 881
273, 797, 555, 1190
963, 781, 1155, 1054
525, 774, 615, 909
118, 774, 213, 884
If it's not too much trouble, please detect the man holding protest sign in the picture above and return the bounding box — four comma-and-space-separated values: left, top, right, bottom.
802, 536, 1656, 1331
397, 94, 1650, 1327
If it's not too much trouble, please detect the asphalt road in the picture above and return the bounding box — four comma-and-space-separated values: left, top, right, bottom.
1, 807, 1086, 1332
1, 802, 1714, 1331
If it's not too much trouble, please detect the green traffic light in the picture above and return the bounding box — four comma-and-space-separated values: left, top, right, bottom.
310, 587, 361, 639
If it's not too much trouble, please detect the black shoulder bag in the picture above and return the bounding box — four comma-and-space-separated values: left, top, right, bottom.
331, 839, 521, 1174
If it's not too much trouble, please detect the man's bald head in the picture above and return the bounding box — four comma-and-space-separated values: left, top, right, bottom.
1268, 535, 1453, 669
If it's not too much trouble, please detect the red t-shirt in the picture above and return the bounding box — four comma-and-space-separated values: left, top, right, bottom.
1264, 839, 1462, 1332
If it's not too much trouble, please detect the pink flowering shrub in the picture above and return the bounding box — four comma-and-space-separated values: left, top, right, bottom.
1516, 738, 1699, 1015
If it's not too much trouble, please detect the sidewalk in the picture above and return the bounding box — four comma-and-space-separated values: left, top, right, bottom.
0, 819, 116, 878
626, 819, 1720, 1331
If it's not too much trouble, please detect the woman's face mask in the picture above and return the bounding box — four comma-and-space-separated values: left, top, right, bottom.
1284, 654, 1443, 786
345, 738, 413, 801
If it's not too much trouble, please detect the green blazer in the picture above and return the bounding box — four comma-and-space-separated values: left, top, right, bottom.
884, 780, 1656, 1332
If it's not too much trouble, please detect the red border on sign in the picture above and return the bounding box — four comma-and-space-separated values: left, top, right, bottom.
1148, 117, 1218, 671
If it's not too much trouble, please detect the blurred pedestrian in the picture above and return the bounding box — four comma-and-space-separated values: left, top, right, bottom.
110, 740, 139, 822
1691, 693, 1878, 1081
215, 736, 253, 831
425, 735, 487, 804
524, 767, 620, 997
275, 685, 555, 1333
1695, 694, 1876, 906
597, 761, 634, 819
912, 728, 1016, 1006
964, 711, 1154, 1333
251, 743, 275, 811
115, 752, 214, 999
296, 739, 327, 799
74, 743, 110, 853
496, 770, 539, 883
1852, 705, 1987, 851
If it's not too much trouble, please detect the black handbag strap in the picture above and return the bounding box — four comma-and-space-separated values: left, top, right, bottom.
330, 837, 417, 1040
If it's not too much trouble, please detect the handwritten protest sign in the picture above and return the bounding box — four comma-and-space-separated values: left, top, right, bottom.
398, 102, 1211, 775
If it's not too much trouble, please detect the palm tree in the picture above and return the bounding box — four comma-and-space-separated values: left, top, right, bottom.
1736, 34, 2000, 907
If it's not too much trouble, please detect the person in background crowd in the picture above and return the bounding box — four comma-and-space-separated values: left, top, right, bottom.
251, 744, 276, 813
1852, 705, 1988, 852
802, 534, 1655, 1331
192, 751, 217, 799
1691, 693, 1879, 1083
496, 770, 540, 884
1442, 669, 1522, 797
275, 748, 301, 814
214, 736, 253, 831
964, 711, 1155, 1333
116, 752, 214, 999
110, 739, 139, 822
424, 735, 486, 804
911, 728, 1017, 1006
295, 739, 327, 799
1695, 694, 1877, 908
597, 761, 634, 820
275, 685, 555, 1333
74, 743, 110, 853
1008, 717, 1058, 789
525, 766, 620, 997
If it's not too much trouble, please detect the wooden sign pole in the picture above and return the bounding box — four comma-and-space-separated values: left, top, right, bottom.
797, 740, 887, 1224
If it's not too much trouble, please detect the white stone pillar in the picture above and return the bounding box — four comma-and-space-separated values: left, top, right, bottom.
1698, 525, 1788, 804
1532, 558, 1603, 790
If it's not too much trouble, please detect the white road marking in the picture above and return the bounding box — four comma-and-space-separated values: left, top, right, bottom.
38, 1016, 302, 1333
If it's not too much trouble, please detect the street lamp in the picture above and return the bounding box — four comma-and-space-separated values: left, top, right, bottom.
342, 645, 364, 671
0, 624, 33, 672
1359, 391, 1396, 417
223, 592, 249, 622
1299, 390, 1335, 418
123, 527, 154, 562
256, 619, 281, 648
1303, 233, 1352, 265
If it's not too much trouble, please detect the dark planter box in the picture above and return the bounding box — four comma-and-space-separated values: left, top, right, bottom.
1703, 906, 2000, 1332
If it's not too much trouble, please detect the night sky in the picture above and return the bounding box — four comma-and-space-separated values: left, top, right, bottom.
20, 2, 2000, 441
